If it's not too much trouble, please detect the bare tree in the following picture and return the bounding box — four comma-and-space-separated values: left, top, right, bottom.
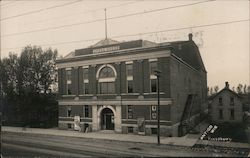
236, 84, 243, 94
214, 86, 219, 93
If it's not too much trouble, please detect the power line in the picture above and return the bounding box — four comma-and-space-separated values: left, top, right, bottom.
109, 0, 215, 20
0, 0, 82, 21
112, 19, 250, 39
2, 18, 249, 51
1, 0, 215, 38
0, 1, 16, 7
28, 1, 139, 26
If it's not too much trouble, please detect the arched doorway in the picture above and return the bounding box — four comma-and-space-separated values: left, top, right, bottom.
101, 108, 114, 130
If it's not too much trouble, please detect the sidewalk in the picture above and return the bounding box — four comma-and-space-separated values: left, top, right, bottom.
2, 126, 197, 147
3, 125, 249, 149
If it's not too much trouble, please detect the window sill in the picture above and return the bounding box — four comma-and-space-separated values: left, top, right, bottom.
96, 94, 117, 96
121, 93, 140, 95
79, 94, 94, 97
62, 95, 76, 97
143, 92, 165, 95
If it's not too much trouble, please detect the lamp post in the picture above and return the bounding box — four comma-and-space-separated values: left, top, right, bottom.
154, 70, 161, 145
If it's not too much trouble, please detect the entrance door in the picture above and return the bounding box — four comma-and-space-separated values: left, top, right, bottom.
101, 108, 114, 130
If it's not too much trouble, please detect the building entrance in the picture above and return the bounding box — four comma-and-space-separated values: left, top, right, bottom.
101, 108, 114, 130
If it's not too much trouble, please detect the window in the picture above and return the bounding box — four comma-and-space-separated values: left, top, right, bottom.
150, 61, 157, 75
127, 80, 133, 93
230, 97, 234, 106
230, 109, 235, 120
67, 123, 72, 129
99, 66, 115, 78
66, 69, 72, 83
151, 128, 157, 134
84, 105, 89, 118
126, 64, 133, 76
151, 79, 157, 93
219, 97, 223, 106
100, 82, 115, 94
67, 106, 72, 117
66, 69, 72, 95
149, 60, 157, 93
126, 63, 133, 93
151, 106, 157, 119
128, 127, 133, 133
83, 68, 88, 79
219, 109, 223, 120
82, 68, 89, 94
98, 65, 116, 94
128, 105, 133, 119
83, 83, 89, 94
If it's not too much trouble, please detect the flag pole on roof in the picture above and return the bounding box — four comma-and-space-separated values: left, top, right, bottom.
104, 8, 108, 39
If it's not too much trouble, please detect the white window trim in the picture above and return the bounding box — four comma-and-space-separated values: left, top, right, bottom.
99, 78, 115, 82
82, 65, 89, 69
125, 61, 133, 64
67, 80, 72, 84
149, 58, 158, 62
66, 67, 72, 70
96, 64, 117, 79
150, 75, 157, 79
127, 76, 133, 81
83, 79, 89, 83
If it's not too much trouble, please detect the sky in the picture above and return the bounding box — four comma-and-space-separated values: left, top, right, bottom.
0, 0, 249, 90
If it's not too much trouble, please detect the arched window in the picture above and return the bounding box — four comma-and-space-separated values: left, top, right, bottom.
97, 65, 116, 94
99, 67, 115, 78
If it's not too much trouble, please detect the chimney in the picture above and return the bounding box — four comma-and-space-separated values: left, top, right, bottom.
188, 33, 193, 41
225, 82, 229, 89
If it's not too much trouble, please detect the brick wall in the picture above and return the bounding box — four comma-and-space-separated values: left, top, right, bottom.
169, 56, 207, 124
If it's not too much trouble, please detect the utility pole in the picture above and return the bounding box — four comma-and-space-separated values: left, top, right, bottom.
154, 70, 161, 145
0, 0, 2, 156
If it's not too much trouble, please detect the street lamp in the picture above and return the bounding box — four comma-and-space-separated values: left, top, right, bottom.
154, 70, 161, 145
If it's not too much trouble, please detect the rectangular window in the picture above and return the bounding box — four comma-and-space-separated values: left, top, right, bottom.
67, 106, 72, 117
127, 80, 133, 93
66, 69, 72, 95
151, 128, 157, 134
128, 105, 133, 119
128, 127, 133, 133
67, 85, 72, 95
83, 68, 88, 80
83, 82, 89, 94
219, 109, 223, 120
126, 64, 133, 77
100, 82, 115, 94
230, 97, 234, 106
84, 105, 89, 118
230, 109, 235, 120
67, 123, 72, 129
219, 97, 223, 106
151, 79, 157, 93
150, 61, 157, 75
66, 69, 72, 83
126, 63, 133, 93
149, 60, 157, 93
82, 68, 89, 94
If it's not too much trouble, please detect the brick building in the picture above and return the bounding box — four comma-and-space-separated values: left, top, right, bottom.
56, 34, 207, 137
208, 82, 243, 123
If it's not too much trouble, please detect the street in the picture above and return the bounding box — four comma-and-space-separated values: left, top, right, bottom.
2, 131, 247, 157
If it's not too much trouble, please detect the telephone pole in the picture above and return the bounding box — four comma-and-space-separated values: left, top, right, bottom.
154, 70, 161, 145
